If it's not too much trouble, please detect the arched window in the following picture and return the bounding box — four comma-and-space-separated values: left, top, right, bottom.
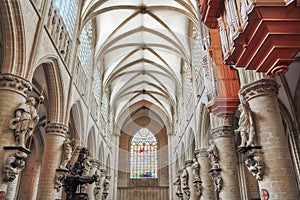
92, 67, 101, 104
53, 0, 77, 36
78, 21, 93, 77
130, 128, 158, 179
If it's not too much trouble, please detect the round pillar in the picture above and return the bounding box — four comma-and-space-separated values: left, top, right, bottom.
87, 159, 101, 200
0, 74, 32, 194
211, 126, 241, 200
240, 78, 299, 199
195, 148, 214, 200
36, 123, 68, 200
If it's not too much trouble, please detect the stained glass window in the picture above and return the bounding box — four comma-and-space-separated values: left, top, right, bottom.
130, 128, 158, 179
53, 0, 77, 37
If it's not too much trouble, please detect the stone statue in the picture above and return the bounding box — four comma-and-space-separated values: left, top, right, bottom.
102, 176, 111, 200
235, 97, 255, 147
192, 158, 200, 181
207, 139, 220, 169
180, 168, 188, 188
4, 151, 27, 182
211, 171, 222, 193
245, 150, 264, 181
59, 137, 73, 170
103, 176, 111, 193
173, 175, 182, 194
83, 155, 92, 176
9, 97, 39, 148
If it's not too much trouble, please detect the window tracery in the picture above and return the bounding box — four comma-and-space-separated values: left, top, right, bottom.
130, 128, 158, 179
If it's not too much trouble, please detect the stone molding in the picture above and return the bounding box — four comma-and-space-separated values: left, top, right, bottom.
195, 148, 208, 158
45, 123, 68, 135
210, 126, 234, 139
0, 73, 32, 97
239, 78, 279, 101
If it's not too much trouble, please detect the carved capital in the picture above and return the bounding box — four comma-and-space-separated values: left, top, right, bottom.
195, 148, 208, 158
239, 78, 279, 101
184, 159, 194, 168
210, 126, 234, 139
0, 74, 32, 97
90, 159, 101, 168
244, 149, 264, 181
45, 123, 68, 135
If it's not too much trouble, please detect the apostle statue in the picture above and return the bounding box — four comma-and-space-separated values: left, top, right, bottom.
9, 97, 39, 148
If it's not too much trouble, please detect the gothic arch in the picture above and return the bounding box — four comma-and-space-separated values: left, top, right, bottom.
99, 141, 105, 166
186, 128, 196, 160
0, 0, 25, 75
31, 56, 65, 123
69, 101, 83, 144
87, 127, 97, 158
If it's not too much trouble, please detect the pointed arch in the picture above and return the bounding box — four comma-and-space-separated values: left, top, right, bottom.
0, 0, 25, 75
87, 127, 97, 158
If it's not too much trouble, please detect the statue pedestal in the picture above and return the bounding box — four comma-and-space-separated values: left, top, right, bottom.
237, 146, 262, 154
73, 193, 88, 200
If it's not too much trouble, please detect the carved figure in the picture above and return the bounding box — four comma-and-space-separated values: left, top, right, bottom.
245, 152, 264, 181
193, 180, 202, 197
181, 168, 188, 188
83, 155, 92, 176
60, 137, 73, 170
4, 151, 27, 182
207, 139, 220, 169
212, 172, 222, 193
9, 97, 39, 148
192, 158, 200, 181
235, 97, 255, 147
103, 176, 111, 192
54, 171, 66, 192
173, 175, 182, 194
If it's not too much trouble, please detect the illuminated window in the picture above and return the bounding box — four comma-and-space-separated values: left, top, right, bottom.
78, 21, 93, 77
92, 68, 101, 104
53, 0, 77, 36
130, 128, 158, 179
101, 93, 108, 121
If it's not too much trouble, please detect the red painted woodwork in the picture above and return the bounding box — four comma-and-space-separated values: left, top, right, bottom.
207, 30, 240, 116
224, 2, 300, 75
199, 0, 224, 28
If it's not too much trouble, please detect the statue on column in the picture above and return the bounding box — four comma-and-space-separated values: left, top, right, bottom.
207, 139, 220, 169
9, 97, 39, 148
173, 175, 182, 195
235, 96, 256, 148
180, 168, 188, 188
192, 158, 200, 181
3, 151, 27, 182
102, 175, 111, 200
59, 137, 74, 170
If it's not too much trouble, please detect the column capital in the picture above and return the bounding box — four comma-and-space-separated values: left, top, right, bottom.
184, 159, 194, 167
195, 148, 208, 158
45, 123, 68, 136
0, 73, 32, 97
210, 126, 234, 139
239, 78, 279, 101
90, 158, 101, 168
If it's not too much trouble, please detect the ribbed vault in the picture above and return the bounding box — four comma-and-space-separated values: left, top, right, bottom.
81, 0, 199, 129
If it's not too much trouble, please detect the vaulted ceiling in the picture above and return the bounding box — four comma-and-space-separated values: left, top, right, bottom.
80, 0, 199, 128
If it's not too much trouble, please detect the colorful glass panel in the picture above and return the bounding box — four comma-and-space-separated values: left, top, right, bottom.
130, 128, 158, 179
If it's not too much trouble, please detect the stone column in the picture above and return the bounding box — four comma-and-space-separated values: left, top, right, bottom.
239, 78, 299, 199
184, 160, 195, 200
210, 125, 241, 200
195, 148, 214, 200
87, 159, 101, 200
0, 74, 32, 194
36, 123, 68, 200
